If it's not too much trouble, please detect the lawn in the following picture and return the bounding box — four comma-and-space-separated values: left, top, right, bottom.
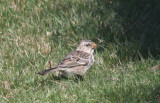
0, 0, 160, 102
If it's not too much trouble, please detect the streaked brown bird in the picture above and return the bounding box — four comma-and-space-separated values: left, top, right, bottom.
37, 39, 97, 77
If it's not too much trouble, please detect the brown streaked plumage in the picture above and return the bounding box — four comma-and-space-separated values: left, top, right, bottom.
37, 39, 97, 77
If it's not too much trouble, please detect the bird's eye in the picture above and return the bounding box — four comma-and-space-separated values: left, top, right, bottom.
86, 43, 91, 46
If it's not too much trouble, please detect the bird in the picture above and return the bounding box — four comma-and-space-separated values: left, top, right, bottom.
37, 39, 97, 77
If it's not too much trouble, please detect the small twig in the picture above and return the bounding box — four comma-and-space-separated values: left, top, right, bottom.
48, 61, 52, 69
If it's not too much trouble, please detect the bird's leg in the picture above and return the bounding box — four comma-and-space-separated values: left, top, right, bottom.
75, 74, 84, 81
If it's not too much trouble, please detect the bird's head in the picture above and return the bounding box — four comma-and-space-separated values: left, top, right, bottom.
76, 39, 97, 54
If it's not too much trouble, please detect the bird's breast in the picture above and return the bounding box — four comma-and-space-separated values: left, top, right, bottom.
84, 55, 94, 72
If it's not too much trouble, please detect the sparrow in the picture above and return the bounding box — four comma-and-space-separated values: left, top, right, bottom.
37, 39, 97, 77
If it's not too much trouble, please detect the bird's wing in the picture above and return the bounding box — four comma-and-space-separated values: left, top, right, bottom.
58, 51, 91, 68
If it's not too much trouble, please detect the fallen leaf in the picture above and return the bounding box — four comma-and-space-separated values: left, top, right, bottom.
151, 65, 160, 70
4, 81, 10, 90
47, 32, 52, 36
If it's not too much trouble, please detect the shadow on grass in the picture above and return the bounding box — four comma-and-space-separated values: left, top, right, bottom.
147, 86, 160, 102
95, 0, 160, 59
37, 74, 84, 86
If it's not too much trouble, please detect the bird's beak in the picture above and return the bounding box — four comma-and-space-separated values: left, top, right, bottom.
91, 43, 97, 49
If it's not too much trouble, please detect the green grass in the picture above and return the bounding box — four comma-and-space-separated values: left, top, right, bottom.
0, 0, 160, 102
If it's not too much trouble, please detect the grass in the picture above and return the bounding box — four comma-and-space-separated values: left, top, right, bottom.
0, 0, 160, 102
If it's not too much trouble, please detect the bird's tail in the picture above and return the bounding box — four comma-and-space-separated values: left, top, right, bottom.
37, 67, 57, 75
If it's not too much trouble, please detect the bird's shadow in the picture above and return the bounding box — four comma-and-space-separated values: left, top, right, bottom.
52, 74, 84, 81
38, 74, 84, 85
